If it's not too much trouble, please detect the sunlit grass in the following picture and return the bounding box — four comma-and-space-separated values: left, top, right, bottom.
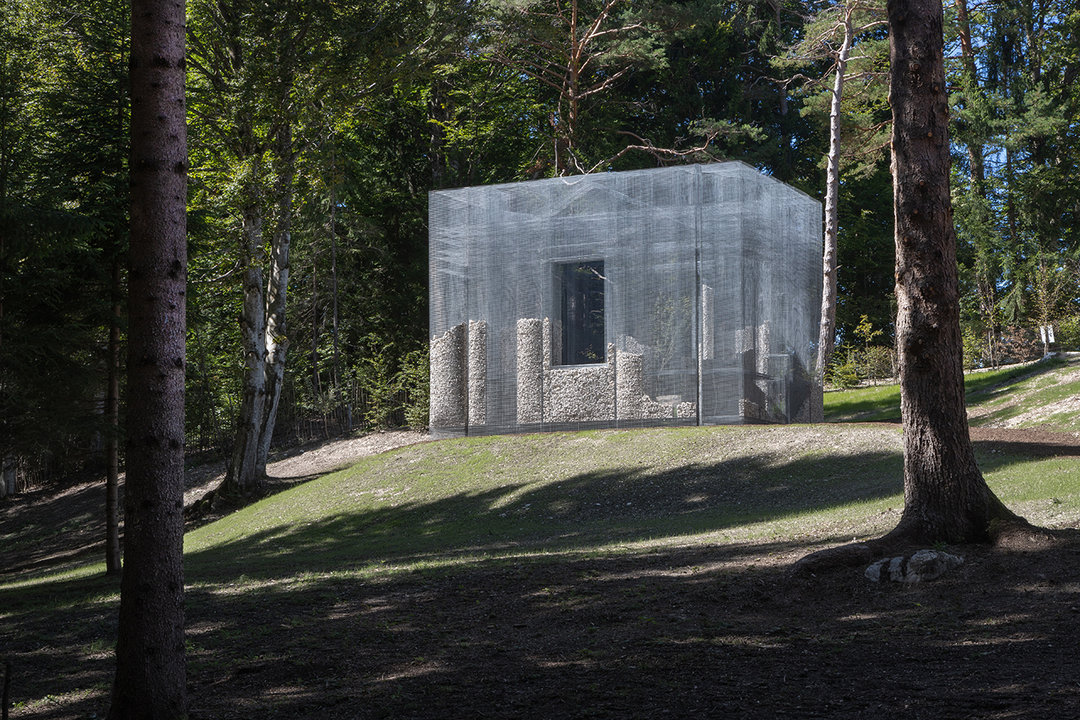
825, 355, 1080, 428
4, 415, 1078, 608
1, 420, 1078, 720
175, 423, 1078, 586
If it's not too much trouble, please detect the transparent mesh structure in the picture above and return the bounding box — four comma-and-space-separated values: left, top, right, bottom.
429, 162, 822, 436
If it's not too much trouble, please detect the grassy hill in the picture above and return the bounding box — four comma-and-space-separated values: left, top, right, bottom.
2, 357, 1079, 718
825, 352, 1080, 430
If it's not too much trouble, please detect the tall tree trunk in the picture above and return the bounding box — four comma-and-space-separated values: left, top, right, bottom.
884, 0, 1020, 544
224, 203, 267, 496
0, 457, 13, 498
311, 247, 320, 397
256, 121, 293, 475
955, 0, 997, 366
105, 256, 122, 575
954, 0, 985, 193
329, 142, 346, 428
816, 6, 855, 384
108, 0, 187, 713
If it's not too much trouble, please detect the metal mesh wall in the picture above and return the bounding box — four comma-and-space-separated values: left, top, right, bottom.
429, 162, 822, 436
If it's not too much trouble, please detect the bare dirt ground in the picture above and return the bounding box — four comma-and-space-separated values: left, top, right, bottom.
3, 425, 1080, 719
176, 525, 1080, 720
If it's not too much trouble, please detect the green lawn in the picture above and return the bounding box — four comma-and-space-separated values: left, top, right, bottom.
825, 354, 1080, 431
3, 387, 1080, 718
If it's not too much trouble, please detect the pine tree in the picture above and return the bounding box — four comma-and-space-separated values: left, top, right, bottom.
107, 0, 187, 713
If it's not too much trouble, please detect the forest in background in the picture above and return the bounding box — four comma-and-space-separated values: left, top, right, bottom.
0, 0, 1077, 493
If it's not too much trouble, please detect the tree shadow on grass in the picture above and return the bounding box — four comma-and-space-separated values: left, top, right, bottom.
9, 431, 1080, 719
185, 534, 1080, 719
9, 528, 1080, 720
973, 439, 1080, 465
182, 448, 905, 583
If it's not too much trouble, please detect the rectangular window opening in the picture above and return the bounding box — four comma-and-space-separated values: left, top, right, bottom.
558, 260, 606, 365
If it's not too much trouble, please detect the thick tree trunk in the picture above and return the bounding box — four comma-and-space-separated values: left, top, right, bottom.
105, 257, 122, 575
816, 7, 854, 382
108, 0, 187, 714
884, 0, 1019, 544
224, 204, 267, 496
256, 122, 293, 476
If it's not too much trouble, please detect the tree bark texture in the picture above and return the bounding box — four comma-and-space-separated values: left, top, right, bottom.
105, 257, 122, 575
886, 0, 1017, 544
256, 121, 293, 476
224, 203, 267, 496
816, 6, 855, 381
108, 0, 187, 715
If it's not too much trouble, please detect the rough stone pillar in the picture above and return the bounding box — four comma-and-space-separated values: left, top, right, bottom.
756, 322, 770, 375
516, 318, 544, 424
467, 320, 487, 427
542, 317, 552, 370
616, 351, 645, 420
429, 323, 467, 428
756, 321, 771, 400
701, 284, 714, 361
736, 325, 759, 421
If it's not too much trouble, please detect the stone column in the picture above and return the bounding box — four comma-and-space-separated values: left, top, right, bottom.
616, 351, 645, 420
429, 323, 467, 428
467, 320, 487, 427
516, 318, 544, 424
701, 284, 714, 361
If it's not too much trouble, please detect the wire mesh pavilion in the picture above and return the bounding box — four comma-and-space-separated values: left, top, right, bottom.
429, 162, 823, 436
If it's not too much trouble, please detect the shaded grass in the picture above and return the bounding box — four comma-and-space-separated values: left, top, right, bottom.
3, 423, 1080, 718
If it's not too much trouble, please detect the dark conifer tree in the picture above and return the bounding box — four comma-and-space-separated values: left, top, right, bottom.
107, 0, 187, 715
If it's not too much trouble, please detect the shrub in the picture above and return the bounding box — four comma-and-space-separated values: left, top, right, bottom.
996, 326, 1043, 364
861, 345, 896, 382
1057, 315, 1080, 351
827, 350, 860, 389
396, 348, 430, 430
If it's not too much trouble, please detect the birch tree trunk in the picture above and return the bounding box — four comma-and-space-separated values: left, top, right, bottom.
815, 6, 855, 383
224, 202, 267, 496
328, 142, 348, 429
108, 0, 187, 712
256, 121, 293, 475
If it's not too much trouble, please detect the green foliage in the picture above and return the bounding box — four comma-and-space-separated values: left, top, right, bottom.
826, 315, 893, 387
6, 0, 1080, 487
853, 313, 881, 347
353, 342, 401, 429
826, 350, 860, 389
860, 345, 895, 381
961, 323, 986, 370
834, 167, 895, 339
948, 0, 1080, 349
398, 348, 430, 430
1057, 315, 1080, 350
0, 0, 129, 481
